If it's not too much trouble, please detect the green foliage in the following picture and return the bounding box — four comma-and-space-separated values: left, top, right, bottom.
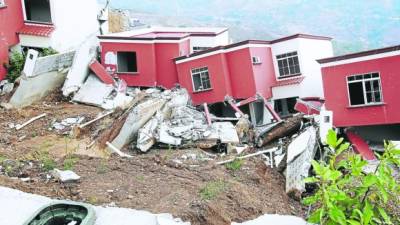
96, 159, 109, 174
40, 47, 58, 57
63, 155, 79, 170
35, 150, 56, 171
199, 180, 227, 200
5, 51, 26, 82
303, 129, 400, 225
225, 158, 243, 171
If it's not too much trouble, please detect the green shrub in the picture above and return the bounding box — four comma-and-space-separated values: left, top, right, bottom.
303, 129, 400, 225
5, 51, 25, 82
63, 155, 79, 170
199, 180, 227, 200
225, 158, 243, 171
40, 47, 58, 57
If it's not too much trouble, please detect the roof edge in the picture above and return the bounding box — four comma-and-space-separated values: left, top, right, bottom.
317, 44, 400, 64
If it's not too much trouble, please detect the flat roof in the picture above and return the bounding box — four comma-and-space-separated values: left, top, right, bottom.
175, 33, 332, 62
317, 44, 400, 64
99, 26, 228, 40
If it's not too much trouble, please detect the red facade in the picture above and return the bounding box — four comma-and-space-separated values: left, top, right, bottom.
175, 44, 278, 105
320, 52, 400, 127
0, 1, 25, 80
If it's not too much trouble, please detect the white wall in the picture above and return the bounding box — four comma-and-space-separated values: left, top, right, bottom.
298, 39, 333, 98
49, 0, 103, 52
270, 38, 333, 99
189, 30, 230, 53
19, 0, 106, 52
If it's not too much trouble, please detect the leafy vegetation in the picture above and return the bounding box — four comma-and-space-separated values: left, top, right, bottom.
303, 129, 400, 225
225, 158, 244, 171
199, 180, 227, 200
5, 51, 25, 82
4, 47, 58, 83
63, 155, 79, 170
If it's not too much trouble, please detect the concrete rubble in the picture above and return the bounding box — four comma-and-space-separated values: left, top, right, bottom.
231, 214, 312, 225
0, 186, 190, 225
51, 169, 81, 183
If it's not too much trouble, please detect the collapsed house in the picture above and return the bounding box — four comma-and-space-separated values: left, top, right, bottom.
98, 27, 334, 119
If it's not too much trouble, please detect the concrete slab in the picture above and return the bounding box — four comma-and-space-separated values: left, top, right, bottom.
0, 186, 190, 225
231, 214, 310, 225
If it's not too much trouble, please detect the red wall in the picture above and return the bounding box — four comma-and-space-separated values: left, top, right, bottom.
176, 53, 233, 105
0, 1, 24, 80
250, 47, 276, 99
322, 55, 400, 127
226, 48, 256, 99
155, 43, 180, 88
101, 42, 157, 87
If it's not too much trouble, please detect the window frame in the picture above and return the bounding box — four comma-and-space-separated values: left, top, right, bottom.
22, 0, 53, 24
0, 0, 6, 8
276, 51, 301, 78
116, 51, 138, 74
191, 66, 212, 93
252, 56, 261, 65
346, 72, 384, 107
192, 46, 210, 53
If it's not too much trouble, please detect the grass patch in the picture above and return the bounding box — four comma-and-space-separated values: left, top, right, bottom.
63, 155, 79, 170
225, 158, 243, 171
96, 160, 109, 174
136, 175, 145, 182
199, 180, 227, 200
87, 196, 98, 205
0, 154, 6, 164
29, 149, 56, 171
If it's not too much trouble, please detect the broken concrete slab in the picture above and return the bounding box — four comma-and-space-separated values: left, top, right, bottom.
0, 186, 190, 225
111, 98, 167, 149
231, 214, 310, 225
0, 80, 14, 96
207, 122, 240, 144
51, 169, 81, 182
89, 59, 115, 85
72, 75, 115, 107
286, 126, 317, 194
62, 35, 99, 96
8, 71, 67, 108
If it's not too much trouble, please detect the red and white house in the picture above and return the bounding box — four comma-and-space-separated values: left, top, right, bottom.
318, 45, 400, 146
0, 0, 106, 80
99, 29, 333, 117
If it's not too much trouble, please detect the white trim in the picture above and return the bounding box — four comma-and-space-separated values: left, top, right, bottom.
346, 72, 383, 106
320, 50, 400, 67
21, 0, 26, 20
191, 66, 212, 92
176, 43, 270, 64
100, 37, 190, 44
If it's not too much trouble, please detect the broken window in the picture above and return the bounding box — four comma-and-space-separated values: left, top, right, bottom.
191, 67, 212, 92
24, 0, 52, 23
347, 73, 382, 106
117, 52, 138, 73
276, 51, 301, 78
193, 46, 210, 53
252, 56, 261, 65
274, 97, 298, 117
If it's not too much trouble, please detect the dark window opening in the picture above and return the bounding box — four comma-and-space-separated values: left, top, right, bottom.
347, 73, 382, 106
191, 67, 212, 92
117, 52, 138, 73
276, 51, 301, 78
274, 97, 298, 117
193, 46, 210, 53
24, 0, 52, 23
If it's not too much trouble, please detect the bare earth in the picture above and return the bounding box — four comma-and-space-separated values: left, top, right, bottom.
0, 93, 306, 225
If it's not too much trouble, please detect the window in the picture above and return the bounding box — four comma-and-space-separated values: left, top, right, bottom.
24, 0, 52, 23
276, 51, 301, 78
347, 72, 383, 106
193, 47, 210, 53
191, 67, 212, 92
0, 0, 6, 7
117, 52, 138, 73
252, 56, 261, 65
